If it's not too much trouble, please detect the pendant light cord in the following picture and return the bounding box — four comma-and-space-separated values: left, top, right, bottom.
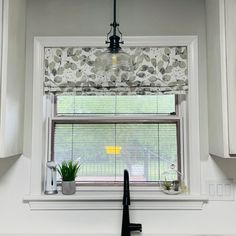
114, 0, 116, 24
105, 0, 124, 52
113, 0, 117, 36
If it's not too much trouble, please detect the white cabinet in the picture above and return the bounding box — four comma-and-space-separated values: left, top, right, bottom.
0, 0, 26, 158
206, 0, 236, 158
224, 0, 236, 155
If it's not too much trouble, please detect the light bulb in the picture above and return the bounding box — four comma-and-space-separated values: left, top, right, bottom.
111, 54, 118, 70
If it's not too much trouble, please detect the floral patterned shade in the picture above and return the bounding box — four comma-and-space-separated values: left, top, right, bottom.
44, 46, 188, 95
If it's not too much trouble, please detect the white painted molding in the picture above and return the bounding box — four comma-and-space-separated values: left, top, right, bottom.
0, 234, 232, 236
24, 193, 207, 210
34, 35, 198, 47
25, 200, 205, 211
30, 37, 45, 194
0, 234, 222, 236
30, 36, 201, 204
186, 36, 200, 194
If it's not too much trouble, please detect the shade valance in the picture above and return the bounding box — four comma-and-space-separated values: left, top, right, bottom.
44, 46, 188, 95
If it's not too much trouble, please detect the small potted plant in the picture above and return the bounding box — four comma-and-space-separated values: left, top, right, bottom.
162, 179, 172, 191
162, 178, 182, 195
57, 160, 80, 195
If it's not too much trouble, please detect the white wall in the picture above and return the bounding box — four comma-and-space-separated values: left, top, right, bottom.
1, 0, 236, 234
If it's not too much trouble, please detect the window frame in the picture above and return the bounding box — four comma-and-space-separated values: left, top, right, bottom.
28, 36, 203, 209
49, 94, 182, 185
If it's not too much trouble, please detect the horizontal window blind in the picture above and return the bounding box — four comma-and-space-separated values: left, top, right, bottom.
53, 123, 178, 182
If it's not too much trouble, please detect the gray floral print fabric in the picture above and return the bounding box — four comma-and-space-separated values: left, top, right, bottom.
44, 46, 188, 95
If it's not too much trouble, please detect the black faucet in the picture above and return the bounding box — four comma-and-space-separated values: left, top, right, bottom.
121, 169, 142, 236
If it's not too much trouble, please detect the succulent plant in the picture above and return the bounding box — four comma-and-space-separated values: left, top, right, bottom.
57, 160, 80, 181
162, 179, 172, 191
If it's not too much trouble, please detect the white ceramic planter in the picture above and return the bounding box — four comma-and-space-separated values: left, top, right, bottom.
62, 181, 76, 195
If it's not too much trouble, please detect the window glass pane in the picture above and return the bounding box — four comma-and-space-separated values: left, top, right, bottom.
54, 123, 116, 182
116, 96, 157, 114
115, 123, 178, 182
54, 124, 73, 162
157, 95, 176, 114
53, 123, 178, 182
158, 124, 179, 181
117, 95, 175, 114
56, 96, 116, 115
56, 95, 176, 115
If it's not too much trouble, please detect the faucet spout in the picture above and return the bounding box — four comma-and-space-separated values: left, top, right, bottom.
123, 169, 130, 206
121, 169, 142, 236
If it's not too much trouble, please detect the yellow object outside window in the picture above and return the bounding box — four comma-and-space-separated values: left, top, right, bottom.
105, 146, 122, 155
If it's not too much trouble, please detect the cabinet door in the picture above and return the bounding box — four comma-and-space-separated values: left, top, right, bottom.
225, 0, 236, 155
0, 0, 26, 158
0, 0, 2, 71
206, 0, 229, 157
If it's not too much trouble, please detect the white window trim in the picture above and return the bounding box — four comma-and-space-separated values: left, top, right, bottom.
24, 36, 207, 210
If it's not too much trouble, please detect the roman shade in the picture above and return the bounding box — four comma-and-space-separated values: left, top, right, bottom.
44, 46, 188, 95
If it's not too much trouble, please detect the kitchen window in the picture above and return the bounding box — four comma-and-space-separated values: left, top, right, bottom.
50, 94, 182, 184
26, 37, 203, 210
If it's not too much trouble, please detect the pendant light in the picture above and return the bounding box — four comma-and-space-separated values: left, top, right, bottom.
95, 0, 133, 75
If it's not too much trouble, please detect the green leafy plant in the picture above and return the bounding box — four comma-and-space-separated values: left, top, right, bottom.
57, 160, 80, 181
162, 179, 172, 191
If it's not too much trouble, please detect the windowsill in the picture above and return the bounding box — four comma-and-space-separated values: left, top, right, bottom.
0, 235, 229, 236
23, 189, 208, 210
